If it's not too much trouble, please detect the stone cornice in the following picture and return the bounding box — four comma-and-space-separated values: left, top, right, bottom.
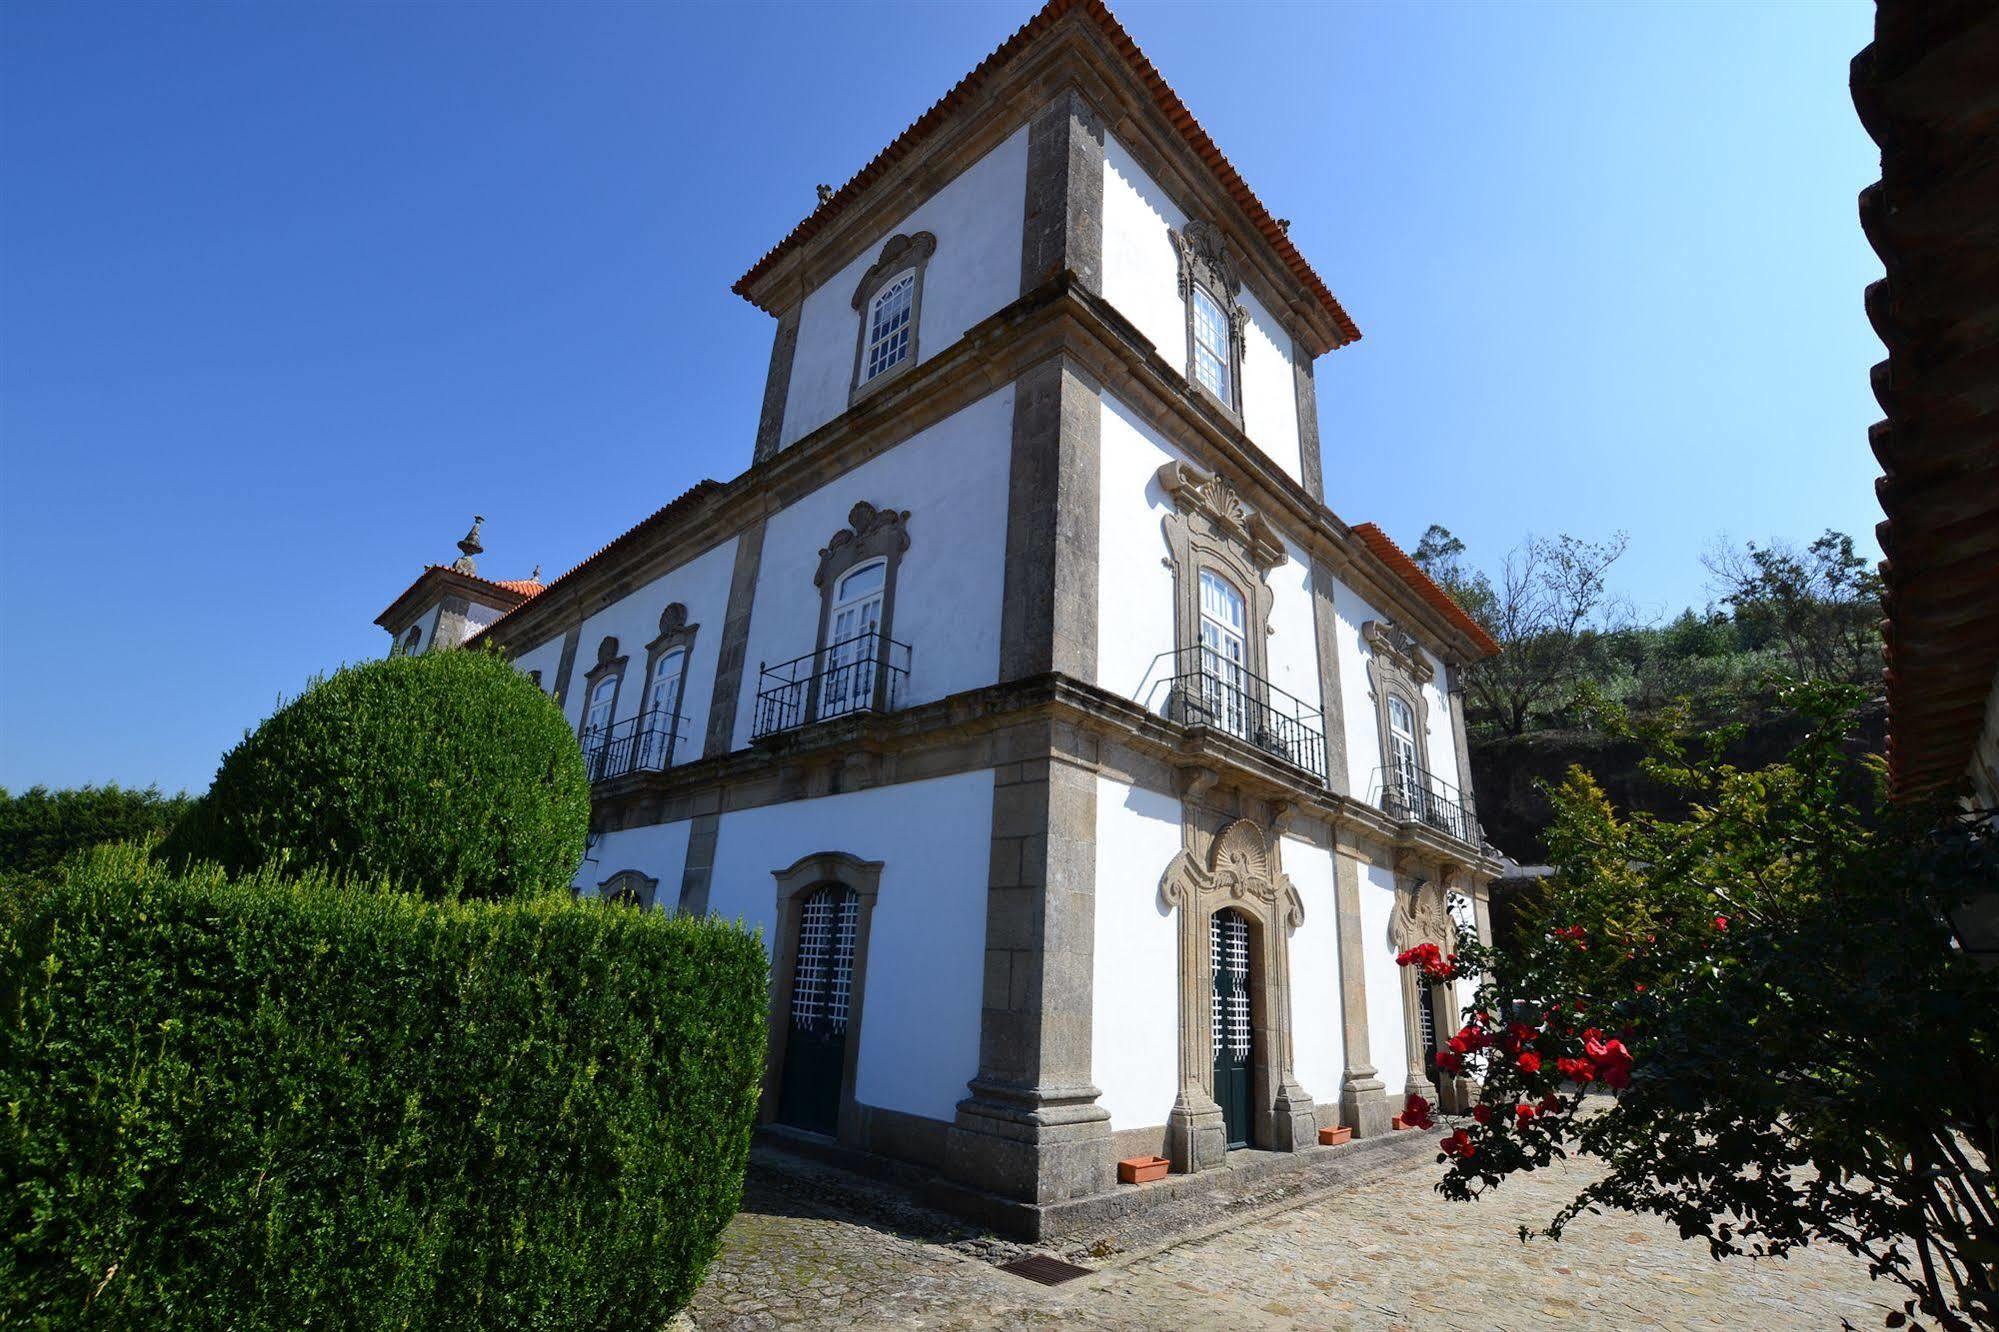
589, 671, 1500, 884
483, 275, 1484, 669
733, 8, 1349, 357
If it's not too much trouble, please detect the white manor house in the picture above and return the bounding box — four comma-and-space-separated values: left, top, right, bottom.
373, 0, 1504, 1234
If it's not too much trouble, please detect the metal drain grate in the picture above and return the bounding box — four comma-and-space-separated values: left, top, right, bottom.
998, 1254, 1093, 1286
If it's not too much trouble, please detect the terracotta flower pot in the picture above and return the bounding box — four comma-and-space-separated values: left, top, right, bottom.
1390, 1114, 1409, 1130
1317, 1125, 1353, 1146
1117, 1155, 1170, 1184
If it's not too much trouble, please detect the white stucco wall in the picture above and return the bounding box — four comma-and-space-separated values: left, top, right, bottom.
1332, 579, 1387, 799
705, 772, 994, 1126
463, 600, 506, 637
1090, 775, 1183, 1131
1100, 131, 1304, 485
575, 818, 693, 904
392, 603, 441, 657
734, 387, 1013, 749
1265, 536, 1324, 762
1097, 391, 1181, 709
507, 634, 566, 695
1282, 836, 1344, 1110
1421, 647, 1462, 795
564, 536, 739, 762
1359, 859, 1408, 1098
779, 127, 1028, 450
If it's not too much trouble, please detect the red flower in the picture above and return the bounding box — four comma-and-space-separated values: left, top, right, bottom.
1634, 982, 1647, 993
1713, 915, 1729, 932
1584, 1034, 1634, 1089
1440, 1128, 1476, 1158
1515, 1103, 1536, 1122
1401, 1094, 1435, 1130
1434, 1049, 1464, 1074
1556, 1056, 1595, 1083
1472, 1103, 1492, 1124
1517, 1050, 1542, 1074
1539, 1092, 1562, 1113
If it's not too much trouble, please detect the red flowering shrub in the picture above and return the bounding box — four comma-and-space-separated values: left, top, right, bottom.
1399, 1094, 1434, 1130
1395, 683, 1999, 1332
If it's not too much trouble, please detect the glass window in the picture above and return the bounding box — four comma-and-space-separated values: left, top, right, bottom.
862, 271, 916, 384
825, 558, 887, 719
1198, 568, 1249, 737
583, 675, 617, 755
1192, 286, 1231, 403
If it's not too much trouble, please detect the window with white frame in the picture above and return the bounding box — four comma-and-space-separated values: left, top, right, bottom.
1387, 694, 1423, 808
401, 625, 422, 655
1191, 286, 1232, 403
583, 674, 617, 759
1198, 567, 1250, 737
640, 647, 686, 767
861, 271, 915, 385
823, 558, 886, 719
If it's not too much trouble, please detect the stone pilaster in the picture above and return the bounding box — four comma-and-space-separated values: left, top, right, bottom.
1333, 849, 1391, 1135
1291, 335, 1324, 502
948, 741, 1113, 1203
1446, 663, 1479, 821
552, 623, 583, 710
752, 306, 801, 465
998, 354, 1100, 683
703, 519, 768, 758
677, 811, 720, 915
1020, 87, 1105, 297
1307, 557, 1351, 797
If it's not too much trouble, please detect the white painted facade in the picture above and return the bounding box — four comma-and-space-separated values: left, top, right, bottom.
1090, 775, 1184, 1133
733, 387, 1013, 749
778, 129, 1028, 451
1100, 133, 1304, 485
705, 773, 994, 1125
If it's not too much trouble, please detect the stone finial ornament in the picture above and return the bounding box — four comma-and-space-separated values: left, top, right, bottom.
452, 515, 485, 574
816, 183, 833, 205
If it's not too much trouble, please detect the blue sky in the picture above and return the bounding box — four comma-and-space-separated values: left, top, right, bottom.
0, 0, 1882, 795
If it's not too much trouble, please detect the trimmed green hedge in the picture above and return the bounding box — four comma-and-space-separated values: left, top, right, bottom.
1, 845, 767, 1330
0, 785, 193, 879
166, 649, 589, 901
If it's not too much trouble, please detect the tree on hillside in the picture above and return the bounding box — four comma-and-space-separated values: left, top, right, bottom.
0, 784, 194, 878
1415, 525, 1632, 735
1704, 529, 1883, 688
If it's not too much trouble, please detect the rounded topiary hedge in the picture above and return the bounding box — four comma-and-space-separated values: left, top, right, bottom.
170, 648, 588, 900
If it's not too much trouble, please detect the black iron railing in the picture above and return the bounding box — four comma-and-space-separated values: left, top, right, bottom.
582, 708, 690, 784
751, 630, 912, 740
1371, 765, 1479, 845
1162, 646, 1328, 780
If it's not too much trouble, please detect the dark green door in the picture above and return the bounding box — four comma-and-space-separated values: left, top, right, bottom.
777, 885, 858, 1136
1211, 909, 1253, 1150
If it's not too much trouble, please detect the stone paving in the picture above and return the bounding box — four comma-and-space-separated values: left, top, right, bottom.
680, 1140, 1901, 1331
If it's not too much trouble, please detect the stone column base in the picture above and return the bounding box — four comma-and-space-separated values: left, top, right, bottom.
1266, 1078, 1318, 1152
1341, 1073, 1393, 1137
1166, 1085, 1226, 1173
945, 1079, 1113, 1204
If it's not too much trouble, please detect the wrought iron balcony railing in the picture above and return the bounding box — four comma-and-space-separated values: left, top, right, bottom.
751, 630, 912, 741
582, 708, 690, 784
1160, 646, 1328, 780
1370, 765, 1480, 846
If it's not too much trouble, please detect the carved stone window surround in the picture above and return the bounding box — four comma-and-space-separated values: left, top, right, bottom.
1388, 874, 1467, 1111
579, 635, 630, 741
849, 231, 938, 407
637, 603, 701, 734
1158, 459, 1287, 684
807, 501, 912, 722
1158, 818, 1317, 1172
1171, 219, 1249, 423
598, 868, 660, 909
762, 851, 886, 1146
1363, 618, 1435, 780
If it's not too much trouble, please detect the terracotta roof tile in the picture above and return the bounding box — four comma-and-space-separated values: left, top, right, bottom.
730, 0, 1359, 348
1351, 522, 1501, 658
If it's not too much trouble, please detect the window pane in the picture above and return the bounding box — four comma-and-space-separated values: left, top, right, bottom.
863, 271, 915, 383
1192, 287, 1230, 402
836, 560, 886, 602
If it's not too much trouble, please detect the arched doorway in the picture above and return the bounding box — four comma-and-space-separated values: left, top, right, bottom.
1211, 907, 1254, 1149
776, 884, 858, 1135
763, 851, 885, 1146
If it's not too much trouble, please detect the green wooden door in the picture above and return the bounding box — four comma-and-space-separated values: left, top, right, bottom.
1211, 909, 1253, 1150
778, 886, 858, 1136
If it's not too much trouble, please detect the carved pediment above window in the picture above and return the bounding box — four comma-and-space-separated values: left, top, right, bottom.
815, 501, 912, 588
851, 232, 937, 311
1389, 878, 1455, 951
1362, 618, 1435, 685
1157, 461, 1286, 573
1159, 818, 1304, 929
1170, 218, 1243, 304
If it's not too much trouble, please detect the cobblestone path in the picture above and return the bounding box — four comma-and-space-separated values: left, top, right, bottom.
680, 1143, 1899, 1330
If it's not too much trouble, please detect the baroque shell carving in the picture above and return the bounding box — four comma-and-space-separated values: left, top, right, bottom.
1170, 218, 1243, 303
659, 602, 689, 634
1156, 461, 1287, 573
816, 501, 912, 586
1390, 878, 1455, 952
1363, 618, 1435, 685
1159, 818, 1304, 929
